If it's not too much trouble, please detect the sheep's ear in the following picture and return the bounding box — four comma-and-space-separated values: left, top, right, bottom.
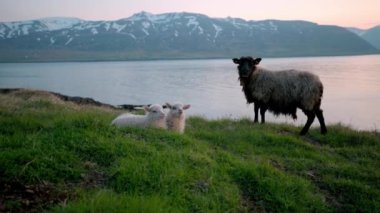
183, 104, 191, 110
255, 58, 262, 65
232, 58, 240, 64
165, 103, 172, 109
144, 105, 150, 112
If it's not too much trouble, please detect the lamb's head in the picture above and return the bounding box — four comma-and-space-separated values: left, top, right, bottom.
144, 104, 166, 120
165, 103, 191, 118
233, 56, 262, 78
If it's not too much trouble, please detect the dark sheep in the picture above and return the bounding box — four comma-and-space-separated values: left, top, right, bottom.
233, 56, 327, 135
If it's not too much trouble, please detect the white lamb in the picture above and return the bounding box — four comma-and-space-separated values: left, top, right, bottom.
111, 104, 166, 129
165, 103, 191, 134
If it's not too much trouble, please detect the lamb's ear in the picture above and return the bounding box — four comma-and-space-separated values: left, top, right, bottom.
232, 58, 240, 64
165, 103, 172, 109
183, 104, 191, 110
144, 105, 150, 112
254, 58, 262, 65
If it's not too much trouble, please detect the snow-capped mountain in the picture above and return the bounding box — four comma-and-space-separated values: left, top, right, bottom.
0, 12, 378, 62
0, 17, 83, 39
38, 17, 83, 31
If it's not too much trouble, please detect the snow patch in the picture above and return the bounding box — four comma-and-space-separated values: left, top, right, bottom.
112, 22, 126, 33
251, 23, 268, 31
127, 11, 172, 24
213, 24, 222, 40
126, 12, 188, 25
198, 26, 204, 34
50, 37, 55, 44
1, 21, 39, 38
74, 22, 101, 30
185, 16, 200, 35
128, 33, 136, 40
128, 11, 154, 21
186, 16, 199, 27
65, 37, 73, 45
142, 28, 149, 36
91, 28, 98, 34
39, 17, 82, 31
225, 17, 249, 29
21, 25, 30, 35
269, 21, 278, 31
7, 31, 14, 38
0, 27, 6, 38
142, 21, 151, 28
104, 22, 111, 31
3, 22, 15, 29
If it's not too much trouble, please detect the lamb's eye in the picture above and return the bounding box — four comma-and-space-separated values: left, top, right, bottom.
173, 107, 177, 110
152, 110, 157, 113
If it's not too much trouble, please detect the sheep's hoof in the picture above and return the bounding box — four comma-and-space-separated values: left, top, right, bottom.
300, 130, 307, 135
321, 129, 327, 135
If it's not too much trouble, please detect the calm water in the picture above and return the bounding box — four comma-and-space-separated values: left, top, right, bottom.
1, 55, 380, 130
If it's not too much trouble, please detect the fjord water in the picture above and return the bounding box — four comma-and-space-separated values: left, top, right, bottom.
1, 55, 379, 130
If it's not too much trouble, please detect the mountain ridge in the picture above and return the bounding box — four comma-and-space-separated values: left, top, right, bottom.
349, 25, 380, 49
0, 12, 378, 62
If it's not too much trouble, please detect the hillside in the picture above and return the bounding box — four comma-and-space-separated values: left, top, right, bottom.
0, 89, 379, 212
348, 25, 380, 50
0, 12, 378, 62
361, 26, 380, 49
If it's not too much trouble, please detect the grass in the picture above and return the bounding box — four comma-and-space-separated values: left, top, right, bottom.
0, 89, 379, 212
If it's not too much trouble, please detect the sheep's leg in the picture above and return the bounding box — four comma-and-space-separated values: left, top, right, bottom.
260, 106, 267, 124
253, 103, 259, 123
315, 109, 327, 134
300, 111, 315, 135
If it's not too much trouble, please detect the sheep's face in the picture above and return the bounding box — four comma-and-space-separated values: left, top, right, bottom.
144, 104, 165, 120
233, 56, 262, 78
166, 103, 191, 117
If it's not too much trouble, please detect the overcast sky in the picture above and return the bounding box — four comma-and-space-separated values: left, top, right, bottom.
0, 0, 378, 29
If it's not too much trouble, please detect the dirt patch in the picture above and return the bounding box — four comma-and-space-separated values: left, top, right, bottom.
277, 129, 294, 135
0, 161, 107, 212
301, 135, 322, 146
0, 181, 75, 213
240, 195, 266, 213
303, 170, 343, 210
269, 159, 286, 171
80, 161, 107, 188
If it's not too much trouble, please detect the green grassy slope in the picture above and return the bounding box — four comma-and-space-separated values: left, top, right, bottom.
0, 89, 379, 212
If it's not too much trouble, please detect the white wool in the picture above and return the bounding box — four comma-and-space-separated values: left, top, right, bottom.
111, 104, 166, 129
165, 103, 191, 134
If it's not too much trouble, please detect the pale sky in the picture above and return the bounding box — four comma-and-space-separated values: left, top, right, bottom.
0, 0, 379, 29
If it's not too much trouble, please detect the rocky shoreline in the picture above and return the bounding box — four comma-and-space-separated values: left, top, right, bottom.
0, 88, 145, 110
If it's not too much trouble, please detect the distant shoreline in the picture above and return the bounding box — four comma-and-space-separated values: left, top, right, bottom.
1, 53, 379, 64
0, 88, 143, 110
